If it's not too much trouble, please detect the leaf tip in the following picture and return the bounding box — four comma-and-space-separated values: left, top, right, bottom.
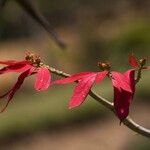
128, 53, 139, 68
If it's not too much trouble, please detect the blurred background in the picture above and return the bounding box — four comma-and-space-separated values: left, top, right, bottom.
0, 0, 150, 149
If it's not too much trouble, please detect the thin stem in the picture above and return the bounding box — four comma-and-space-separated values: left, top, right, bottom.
49, 67, 150, 138
135, 58, 146, 83
135, 67, 142, 84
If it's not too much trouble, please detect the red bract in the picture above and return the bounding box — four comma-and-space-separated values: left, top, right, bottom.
111, 71, 133, 93
112, 70, 135, 121
53, 71, 108, 108
129, 54, 139, 68
0, 69, 32, 112
0, 60, 32, 73
53, 68, 134, 121
0, 53, 51, 112
34, 67, 51, 91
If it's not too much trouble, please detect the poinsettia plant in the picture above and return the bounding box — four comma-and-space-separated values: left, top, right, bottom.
0, 52, 150, 138
53, 62, 135, 121
0, 52, 51, 112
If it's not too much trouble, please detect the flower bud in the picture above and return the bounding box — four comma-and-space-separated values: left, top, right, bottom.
98, 62, 111, 71
139, 58, 146, 67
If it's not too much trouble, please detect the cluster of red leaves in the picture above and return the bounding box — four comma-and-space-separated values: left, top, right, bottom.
53, 67, 135, 121
0, 53, 146, 122
52, 54, 147, 121
0, 53, 51, 112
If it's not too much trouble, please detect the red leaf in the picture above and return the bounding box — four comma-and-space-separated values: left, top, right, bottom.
123, 69, 135, 93
69, 74, 96, 108
34, 67, 51, 91
0, 60, 17, 65
0, 69, 33, 112
111, 71, 133, 93
113, 69, 135, 121
0, 60, 31, 65
114, 87, 134, 121
0, 62, 32, 74
129, 54, 139, 68
53, 72, 94, 84
95, 71, 107, 84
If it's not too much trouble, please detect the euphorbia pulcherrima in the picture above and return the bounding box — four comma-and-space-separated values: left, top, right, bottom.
53, 62, 135, 121
113, 69, 135, 121
129, 54, 140, 68
0, 52, 146, 122
119, 54, 149, 121
0, 52, 51, 112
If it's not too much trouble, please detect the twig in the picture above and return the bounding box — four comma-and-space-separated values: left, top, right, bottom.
0, 0, 66, 49
16, 0, 66, 49
49, 67, 150, 138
